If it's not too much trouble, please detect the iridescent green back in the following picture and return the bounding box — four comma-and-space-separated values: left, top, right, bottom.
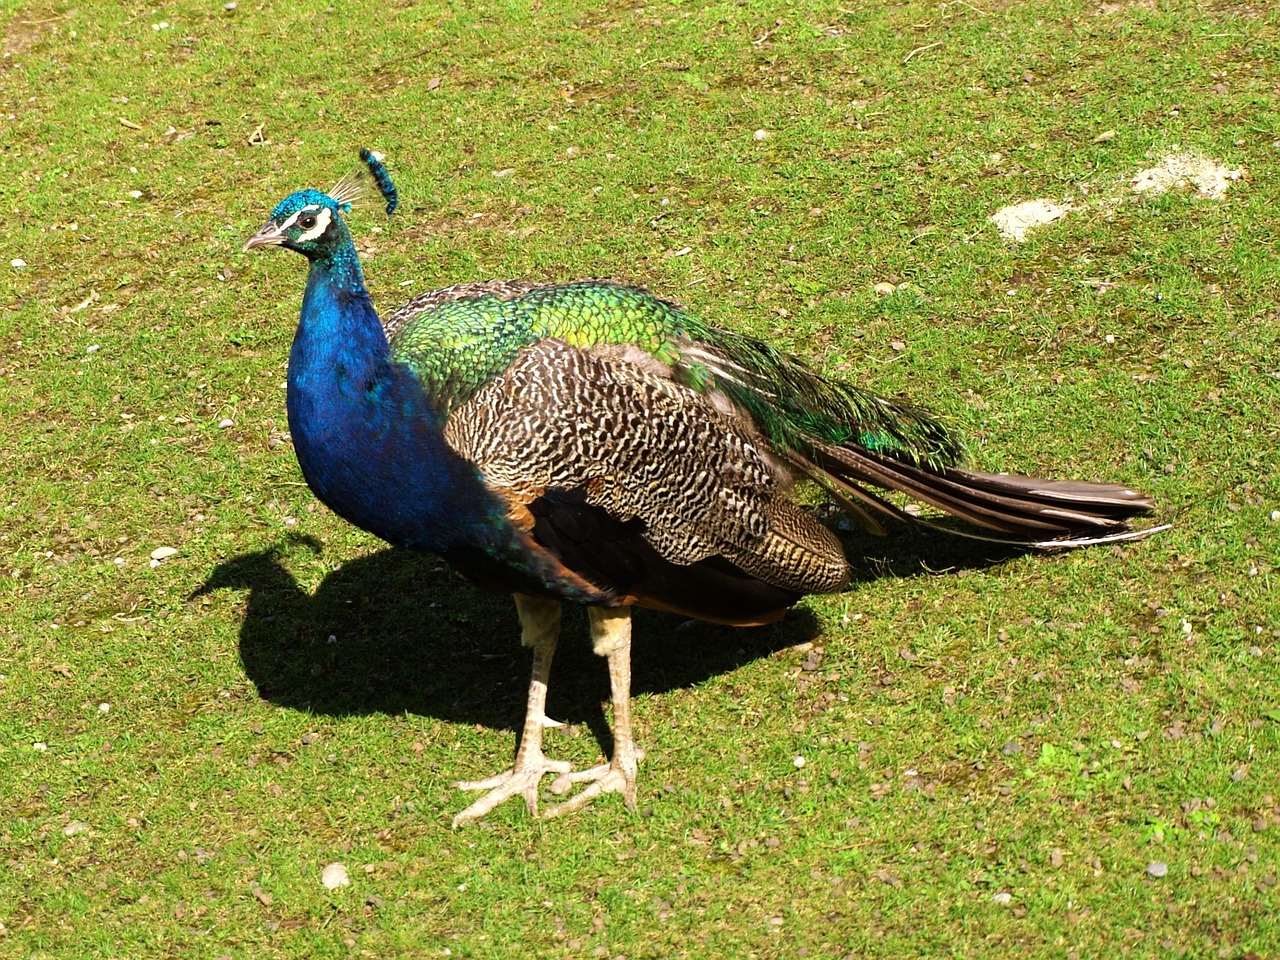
391, 281, 687, 410
389, 280, 964, 469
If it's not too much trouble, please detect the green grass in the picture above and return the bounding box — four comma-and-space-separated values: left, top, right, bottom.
2, 0, 1278, 956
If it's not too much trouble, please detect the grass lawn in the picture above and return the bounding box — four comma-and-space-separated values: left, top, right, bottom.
2, 0, 1277, 956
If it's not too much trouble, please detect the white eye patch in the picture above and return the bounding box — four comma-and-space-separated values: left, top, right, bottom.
279, 204, 332, 243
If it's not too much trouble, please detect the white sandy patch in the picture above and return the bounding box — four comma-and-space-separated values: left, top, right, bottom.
1130, 149, 1245, 199
989, 199, 1076, 242
989, 147, 1244, 242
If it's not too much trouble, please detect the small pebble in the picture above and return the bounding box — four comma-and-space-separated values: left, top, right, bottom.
86, 344, 100, 354
321, 862, 350, 889
98, 702, 110, 714
1147, 861, 1168, 878
991, 892, 1012, 904
224, 1, 237, 8
793, 756, 806, 769
128, 190, 143, 199
1270, 510, 1279, 522
873, 281, 896, 296
150, 546, 178, 561
753, 129, 770, 141
11, 258, 26, 268
63, 821, 90, 836
218, 418, 234, 429
33, 742, 47, 751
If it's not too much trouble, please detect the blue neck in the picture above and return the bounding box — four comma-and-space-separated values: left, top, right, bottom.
285, 248, 499, 554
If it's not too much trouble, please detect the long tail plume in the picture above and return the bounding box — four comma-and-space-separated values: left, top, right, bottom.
673, 327, 1164, 549
806, 442, 1165, 548
677, 327, 966, 469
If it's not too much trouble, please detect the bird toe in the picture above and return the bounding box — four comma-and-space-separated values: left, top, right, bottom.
451, 755, 575, 827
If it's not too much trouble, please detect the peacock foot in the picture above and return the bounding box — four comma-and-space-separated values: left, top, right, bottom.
451, 748, 574, 828
542, 740, 646, 819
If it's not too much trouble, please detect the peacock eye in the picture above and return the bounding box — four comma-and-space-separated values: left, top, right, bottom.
298, 214, 317, 229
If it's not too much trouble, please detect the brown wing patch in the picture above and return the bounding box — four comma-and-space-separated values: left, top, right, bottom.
444, 337, 849, 614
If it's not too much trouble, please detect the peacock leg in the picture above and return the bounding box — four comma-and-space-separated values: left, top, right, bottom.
543, 605, 644, 818
451, 594, 572, 827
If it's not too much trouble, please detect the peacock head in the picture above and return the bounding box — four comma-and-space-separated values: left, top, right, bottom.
244, 149, 399, 262
243, 190, 353, 260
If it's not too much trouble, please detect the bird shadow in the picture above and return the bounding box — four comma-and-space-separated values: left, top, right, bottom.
194, 526, 1026, 757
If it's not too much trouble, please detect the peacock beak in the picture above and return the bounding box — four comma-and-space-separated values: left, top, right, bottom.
243, 220, 286, 252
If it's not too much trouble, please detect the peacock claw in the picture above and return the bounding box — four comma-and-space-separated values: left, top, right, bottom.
452, 600, 649, 824
451, 753, 574, 828
542, 743, 645, 818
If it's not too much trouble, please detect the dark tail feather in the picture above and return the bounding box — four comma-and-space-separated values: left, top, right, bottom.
807, 442, 1165, 548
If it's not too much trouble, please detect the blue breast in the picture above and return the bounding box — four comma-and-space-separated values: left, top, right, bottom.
284, 258, 604, 603
286, 262, 505, 554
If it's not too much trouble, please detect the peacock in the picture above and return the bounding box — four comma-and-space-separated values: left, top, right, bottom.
243, 150, 1163, 827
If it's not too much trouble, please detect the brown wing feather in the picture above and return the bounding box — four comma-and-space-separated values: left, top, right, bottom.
526, 487, 798, 625
443, 338, 849, 621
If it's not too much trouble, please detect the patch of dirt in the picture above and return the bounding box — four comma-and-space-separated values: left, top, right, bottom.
4, 10, 63, 58
1130, 150, 1245, 199
990, 199, 1075, 243
989, 148, 1246, 242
